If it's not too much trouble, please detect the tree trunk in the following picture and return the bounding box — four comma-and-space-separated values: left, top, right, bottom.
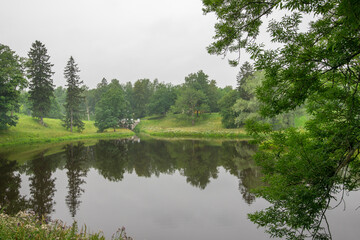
70, 110, 73, 132
86, 106, 90, 121
40, 116, 44, 125
114, 127, 116, 132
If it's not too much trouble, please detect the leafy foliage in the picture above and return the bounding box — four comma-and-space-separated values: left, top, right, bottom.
218, 89, 239, 128
47, 86, 67, 119
94, 80, 127, 132
237, 61, 254, 100
133, 79, 153, 118
184, 70, 220, 112
203, 0, 360, 238
147, 83, 177, 115
172, 87, 209, 125
0, 44, 27, 129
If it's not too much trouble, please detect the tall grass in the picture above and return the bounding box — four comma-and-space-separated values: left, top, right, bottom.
0, 115, 134, 146
0, 210, 132, 240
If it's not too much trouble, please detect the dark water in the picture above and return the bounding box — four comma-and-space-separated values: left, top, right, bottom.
0, 138, 359, 239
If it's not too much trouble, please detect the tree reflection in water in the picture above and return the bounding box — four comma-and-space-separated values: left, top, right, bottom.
64, 142, 88, 218
3, 138, 263, 220
0, 156, 28, 214
27, 152, 57, 220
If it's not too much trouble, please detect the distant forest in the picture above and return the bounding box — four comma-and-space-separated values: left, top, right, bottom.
1, 40, 299, 132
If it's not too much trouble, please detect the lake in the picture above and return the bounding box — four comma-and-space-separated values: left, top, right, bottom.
1, 138, 359, 239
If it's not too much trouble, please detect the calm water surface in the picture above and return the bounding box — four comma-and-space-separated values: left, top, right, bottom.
1, 138, 359, 239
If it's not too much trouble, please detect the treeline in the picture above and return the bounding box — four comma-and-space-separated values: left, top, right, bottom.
218, 62, 302, 129
19, 69, 229, 131
1, 40, 229, 132
1, 41, 297, 132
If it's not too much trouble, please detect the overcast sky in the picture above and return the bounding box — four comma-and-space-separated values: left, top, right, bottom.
0, 0, 250, 89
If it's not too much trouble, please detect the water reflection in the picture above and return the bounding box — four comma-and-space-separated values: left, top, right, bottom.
1, 138, 358, 239
94, 139, 130, 181
27, 152, 57, 220
64, 143, 88, 218
1, 139, 261, 219
0, 156, 27, 214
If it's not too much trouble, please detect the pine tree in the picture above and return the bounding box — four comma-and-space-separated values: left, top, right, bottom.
27, 41, 54, 125
63, 56, 84, 132
236, 62, 254, 101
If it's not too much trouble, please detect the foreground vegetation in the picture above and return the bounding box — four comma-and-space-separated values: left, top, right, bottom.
203, 0, 360, 239
0, 211, 132, 240
0, 115, 134, 146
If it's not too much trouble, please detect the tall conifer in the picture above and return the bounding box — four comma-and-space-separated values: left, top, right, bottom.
63, 56, 84, 132
27, 41, 54, 125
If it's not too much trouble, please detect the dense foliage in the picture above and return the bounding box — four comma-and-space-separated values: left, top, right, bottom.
94, 80, 127, 132
147, 83, 177, 116
203, 0, 360, 239
0, 44, 26, 129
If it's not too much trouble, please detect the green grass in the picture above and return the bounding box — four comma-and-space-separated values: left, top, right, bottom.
294, 113, 309, 128
0, 115, 135, 146
136, 113, 249, 139
0, 211, 131, 240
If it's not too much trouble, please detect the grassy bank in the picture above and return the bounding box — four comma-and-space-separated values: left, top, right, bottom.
0, 211, 131, 240
135, 113, 249, 139
0, 115, 135, 146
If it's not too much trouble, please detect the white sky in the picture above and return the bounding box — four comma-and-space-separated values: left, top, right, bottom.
1, 0, 314, 89
0, 0, 245, 89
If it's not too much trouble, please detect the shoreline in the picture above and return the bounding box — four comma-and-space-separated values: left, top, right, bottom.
0, 132, 135, 147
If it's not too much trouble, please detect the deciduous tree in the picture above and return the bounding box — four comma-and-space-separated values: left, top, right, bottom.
0, 44, 27, 129
203, 0, 360, 238
172, 87, 209, 125
133, 78, 153, 118
94, 80, 126, 132
147, 83, 176, 116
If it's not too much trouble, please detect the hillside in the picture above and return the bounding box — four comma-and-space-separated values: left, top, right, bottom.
0, 115, 134, 146
135, 113, 249, 139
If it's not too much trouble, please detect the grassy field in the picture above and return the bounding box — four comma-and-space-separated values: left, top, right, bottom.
135, 113, 249, 139
136, 112, 309, 139
294, 114, 309, 128
0, 115, 134, 146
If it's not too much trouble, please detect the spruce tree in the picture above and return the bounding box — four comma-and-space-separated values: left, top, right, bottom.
63, 56, 84, 132
27, 41, 54, 125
